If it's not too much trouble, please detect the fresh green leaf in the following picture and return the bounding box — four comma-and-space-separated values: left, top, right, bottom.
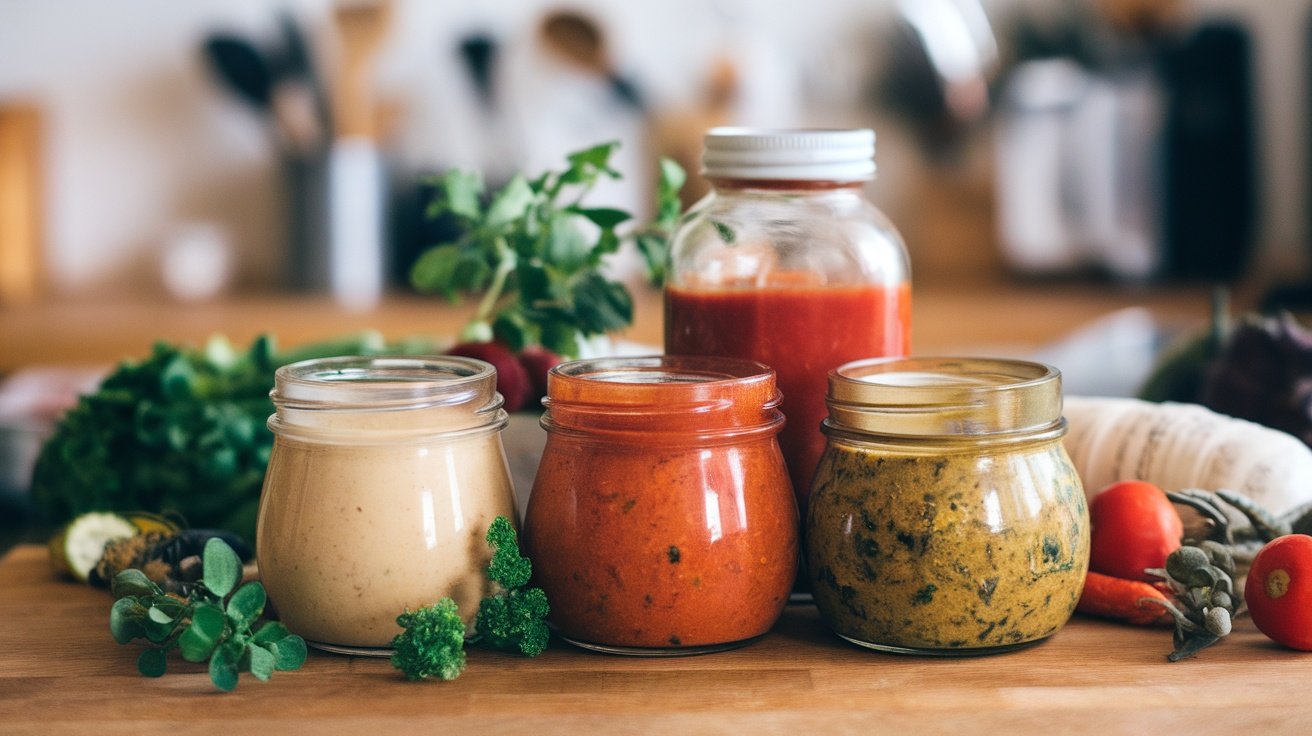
573, 207, 632, 229
572, 274, 633, 334
179, 604, 226, 662
566, 141, 620, 175
485, 175, 534, 229
711, 220, 736, 244
269, 635, 307, 671
147, 606, 174, 625
111, 569, 160, 599
439, 169, 484, 220
137, 648, 168, 678
110, 598, 146, 644
141, 621, 174, 645
252, 620, 291, 645
226, 582, 267, 626
545, 214, 591, 271
209, 641, 241, 692
409, 245, 464, 301
246, 643, 276, 681
202, 538, 241, 598
635, 233, 669, 287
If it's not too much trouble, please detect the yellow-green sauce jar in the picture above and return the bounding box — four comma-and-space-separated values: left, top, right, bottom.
805, 357, 1089, 655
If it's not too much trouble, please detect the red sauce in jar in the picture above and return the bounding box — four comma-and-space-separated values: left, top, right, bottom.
665, 281, 911, 508
522, 356, 798, 653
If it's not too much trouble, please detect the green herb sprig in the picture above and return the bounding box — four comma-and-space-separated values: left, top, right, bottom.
410, 143, 685, 357
391, 599, 467, 681
109, 537, 306, 691
390, 515, 550, 681
471, 516, 550, 657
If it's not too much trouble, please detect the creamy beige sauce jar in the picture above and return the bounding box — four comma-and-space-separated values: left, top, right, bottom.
256, 356, 517, 654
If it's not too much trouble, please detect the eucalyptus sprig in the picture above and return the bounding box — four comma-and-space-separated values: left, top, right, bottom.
109, 537, 306, 691
410, 142, 685, 357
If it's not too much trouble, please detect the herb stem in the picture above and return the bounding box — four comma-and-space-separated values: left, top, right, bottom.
476, 240, 516, 322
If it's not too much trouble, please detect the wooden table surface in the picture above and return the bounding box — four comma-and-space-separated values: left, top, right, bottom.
0, 279, 1231, 370
2, 544, 1309, 735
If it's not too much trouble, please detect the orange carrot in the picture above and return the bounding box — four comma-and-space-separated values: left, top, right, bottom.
1077, 571, 1176, 627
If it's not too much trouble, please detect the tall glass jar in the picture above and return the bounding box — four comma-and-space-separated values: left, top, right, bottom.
523, 356, 798, 655
256, 356, 517, 654
806, 357, 1089, 655
665, 127, 911, 514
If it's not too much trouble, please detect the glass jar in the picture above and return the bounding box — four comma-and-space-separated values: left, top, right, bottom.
256, 356, 517, 654
523, 356, 798, 655
806, 357, 1089, 655
665, 127, 911, 514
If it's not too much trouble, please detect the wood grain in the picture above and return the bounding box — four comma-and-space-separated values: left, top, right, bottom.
2, 543, 1311, 735
0, 280, 1228, 371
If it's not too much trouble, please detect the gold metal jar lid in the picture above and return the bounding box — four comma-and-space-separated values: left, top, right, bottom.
825, 356, 1064, 440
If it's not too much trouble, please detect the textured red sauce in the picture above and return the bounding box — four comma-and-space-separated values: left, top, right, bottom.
522, 358, 798, 650
665, 282, 911, 508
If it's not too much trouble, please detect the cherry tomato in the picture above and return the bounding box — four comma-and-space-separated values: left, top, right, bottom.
1245, 534, 1312, 650
1088, 480, 1183, 582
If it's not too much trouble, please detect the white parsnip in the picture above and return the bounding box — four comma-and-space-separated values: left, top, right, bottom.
1062, 396, 1312, 520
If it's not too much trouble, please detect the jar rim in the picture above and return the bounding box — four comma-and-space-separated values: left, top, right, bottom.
272, 355, 499, 412
826, 356, 1064, 439
542, 355, 784, 441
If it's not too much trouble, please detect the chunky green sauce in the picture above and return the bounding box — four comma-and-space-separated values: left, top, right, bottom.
806, 439, 1089, 653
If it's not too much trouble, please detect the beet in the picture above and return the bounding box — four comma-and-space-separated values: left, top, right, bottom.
446, 341, 532, 412
517, 346, 563, 409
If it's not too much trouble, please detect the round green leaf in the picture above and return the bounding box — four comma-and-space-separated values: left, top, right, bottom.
178, 606, 224, 663
202, 538, 242, 598
225, 582, 266, 626
270, 635, 307, 671
137, 648, 168, 678
247, 644, 275, 681
147, 606, 174, 625
209, 642, 241, 692
111, 569, 160, 599
252, 620, 290, 645
109, 598, 145, 644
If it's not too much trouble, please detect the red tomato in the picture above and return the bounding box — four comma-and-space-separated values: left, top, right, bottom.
1245, 534, 1312, 650
1088, 480, 1183, 582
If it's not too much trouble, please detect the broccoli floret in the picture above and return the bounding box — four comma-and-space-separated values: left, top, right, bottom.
390, 599, 467, 681
473, 516, 550, 656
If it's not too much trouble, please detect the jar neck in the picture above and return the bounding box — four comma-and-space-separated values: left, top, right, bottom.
541, 356, 783, 444
824, 357, 1065, 448
269, 356, 507, 443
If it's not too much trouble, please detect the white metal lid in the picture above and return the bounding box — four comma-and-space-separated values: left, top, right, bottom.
701, 127, 876, 181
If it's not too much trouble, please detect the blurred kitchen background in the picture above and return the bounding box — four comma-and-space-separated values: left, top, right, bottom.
5, 0, 1312, 537
3, 0, 1309, 304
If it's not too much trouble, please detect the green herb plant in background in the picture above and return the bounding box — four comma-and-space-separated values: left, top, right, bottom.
391, 515, 549, 681
410, 142, 685, 357
109, 537, 306, 691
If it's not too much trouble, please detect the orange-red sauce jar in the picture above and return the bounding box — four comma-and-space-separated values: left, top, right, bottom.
665, 128, 911, 515
522, 356, 798, 655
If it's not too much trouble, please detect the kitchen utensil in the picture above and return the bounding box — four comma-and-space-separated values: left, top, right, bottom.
0, 102, 43, 305
332, 0, 393, 139
271, 12, 330, 154
458, 32, 499, 113
539, 9, 644, 112
203, 35, 274, 111
881, 0, 998, 158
